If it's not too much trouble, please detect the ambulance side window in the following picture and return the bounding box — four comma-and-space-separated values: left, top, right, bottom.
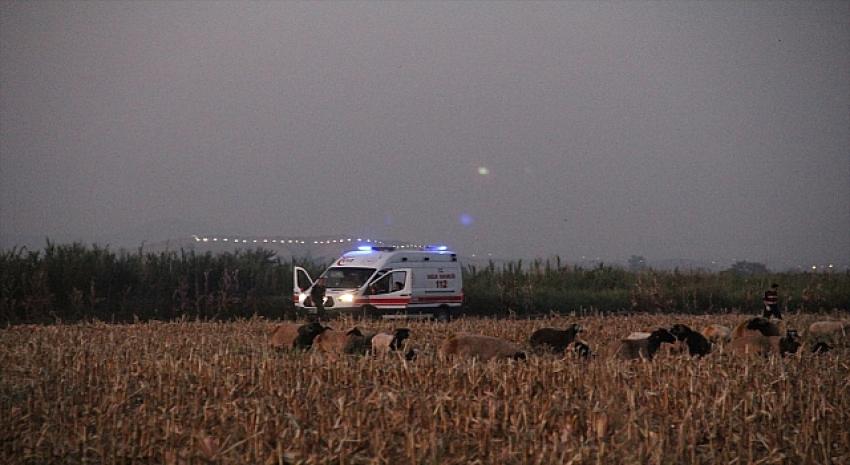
391, 271, 407, 292
368, 274, 391, 295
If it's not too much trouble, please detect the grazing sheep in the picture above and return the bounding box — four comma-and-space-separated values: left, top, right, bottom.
269, 322, 328, 350
371, 328, 412, 355
529, 324, 583, 353
727, 329, 801, 357
778, 330, 802, 355
726, 334, 770, 356
615, 329, 677, 360
370, 333, 394, 354
313, 327, 367, 355
807, 321, 850, 342
403, 348, 418, 361
624, 330, 684, 356
701, 324, 732, 344
439, 334, 526, 362
346, 330, 376, 355
731, 317, 781, 340
669, 324, 712, 357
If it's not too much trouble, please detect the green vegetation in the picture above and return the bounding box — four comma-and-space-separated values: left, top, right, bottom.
1, 243, 848, 324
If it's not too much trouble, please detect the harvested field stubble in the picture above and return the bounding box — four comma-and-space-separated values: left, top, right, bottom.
1, 314, 848, 464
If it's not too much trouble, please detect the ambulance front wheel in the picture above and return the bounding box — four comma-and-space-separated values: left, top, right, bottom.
435, 306, 451, 322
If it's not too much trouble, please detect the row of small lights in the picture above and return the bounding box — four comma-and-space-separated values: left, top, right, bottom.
191, 235, 426, 249
189, 237, 840, 267
809, 264, 836, 270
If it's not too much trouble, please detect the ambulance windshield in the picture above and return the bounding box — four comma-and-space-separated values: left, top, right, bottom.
322, 267, 376, 289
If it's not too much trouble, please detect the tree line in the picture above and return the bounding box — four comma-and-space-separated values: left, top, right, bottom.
1, 243, 847, 324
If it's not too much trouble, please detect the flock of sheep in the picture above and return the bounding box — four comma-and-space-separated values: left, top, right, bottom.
269, 323, 417, 359
268, 317, 849, 362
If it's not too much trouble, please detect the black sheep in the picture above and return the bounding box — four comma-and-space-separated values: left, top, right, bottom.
390, 328, 411, 351
529, 323, 583, 353
669, 324, 712, 357
811, 341, 832, 354
778, 329, 801, 356
732, 317, 781, 339
571, 340, 592, 358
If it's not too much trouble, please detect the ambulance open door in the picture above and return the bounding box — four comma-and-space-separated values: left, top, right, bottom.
292, 266, 313, 304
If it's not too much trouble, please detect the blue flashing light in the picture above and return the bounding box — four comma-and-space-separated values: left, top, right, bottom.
424, 244, 449, 251
345, 250, 373, 256
357, 246, 373, 251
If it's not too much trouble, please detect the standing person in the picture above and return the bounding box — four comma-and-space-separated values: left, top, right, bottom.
310, 277, 327, 321
763, 283, 782, 319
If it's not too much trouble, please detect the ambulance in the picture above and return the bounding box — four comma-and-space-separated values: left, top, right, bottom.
293, 245, 463, 319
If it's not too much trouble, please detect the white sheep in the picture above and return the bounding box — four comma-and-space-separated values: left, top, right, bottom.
807, 321, 849, 343
371, 328, 411, 356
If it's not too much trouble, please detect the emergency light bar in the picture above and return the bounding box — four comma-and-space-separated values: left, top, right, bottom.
354, 245, 451, 253
354, 245, 397, 252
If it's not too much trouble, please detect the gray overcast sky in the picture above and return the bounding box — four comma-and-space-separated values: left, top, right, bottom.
1, 1, 848, 268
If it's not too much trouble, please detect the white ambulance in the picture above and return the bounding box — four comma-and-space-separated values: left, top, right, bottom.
292, 245, 463, 319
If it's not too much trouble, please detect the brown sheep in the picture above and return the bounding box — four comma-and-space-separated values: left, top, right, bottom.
701, 324, 732, 344
439, 334, 526, 362
313, 327, 367, 355
807, 321, 850, 342
731, 317, 781, 340
614, 329, 677, 360
269, 322, 328, 350
727, 329, 801, 357
529, 324, 583, 353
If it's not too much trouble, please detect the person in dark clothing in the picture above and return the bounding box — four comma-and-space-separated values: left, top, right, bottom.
310, 277, 327, 321
762, 283, 781, 319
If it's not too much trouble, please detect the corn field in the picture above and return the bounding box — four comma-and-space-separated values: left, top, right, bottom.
2, 313, 848, 464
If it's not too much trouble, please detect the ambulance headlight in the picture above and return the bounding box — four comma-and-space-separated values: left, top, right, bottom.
339, 293, 354, 303
298, 293, 307, 304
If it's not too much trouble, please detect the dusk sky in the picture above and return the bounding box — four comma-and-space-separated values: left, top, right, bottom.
1, 1, 848, 269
